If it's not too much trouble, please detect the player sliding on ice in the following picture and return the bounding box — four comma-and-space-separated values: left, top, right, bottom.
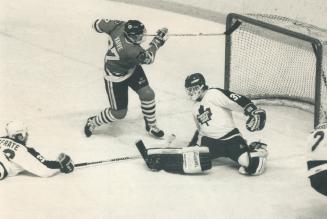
0, 121, 74, 180
84, 19, 168, 138
136, 73, 268, 175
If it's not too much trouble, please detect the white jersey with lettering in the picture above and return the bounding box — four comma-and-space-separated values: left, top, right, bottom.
307, 125, 327, 175
192, 88, 253, 139
0, 137, 60, 178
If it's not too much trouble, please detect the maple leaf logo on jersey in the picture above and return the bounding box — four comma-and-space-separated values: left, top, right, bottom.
197, 105, 212, 126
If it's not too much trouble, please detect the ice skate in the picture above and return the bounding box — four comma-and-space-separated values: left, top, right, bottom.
144, 118, 164, 138
84, 116, 96, 137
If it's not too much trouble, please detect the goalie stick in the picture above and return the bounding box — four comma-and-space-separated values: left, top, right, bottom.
76, 134, 176, 168
135, 133, 176, 159
135, 139, 148, 161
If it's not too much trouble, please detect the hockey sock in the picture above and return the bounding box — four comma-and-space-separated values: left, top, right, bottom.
94, 107, 118, 126
141, 99, 156, 127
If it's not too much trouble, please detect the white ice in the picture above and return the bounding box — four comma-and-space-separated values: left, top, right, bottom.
0, 0, 327, 218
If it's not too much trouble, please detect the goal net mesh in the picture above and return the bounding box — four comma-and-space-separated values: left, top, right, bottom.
225, 14, 327, 127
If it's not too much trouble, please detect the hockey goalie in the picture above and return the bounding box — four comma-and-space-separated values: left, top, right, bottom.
135, 72, 268, 175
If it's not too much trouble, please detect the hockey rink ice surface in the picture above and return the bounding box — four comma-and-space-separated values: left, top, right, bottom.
1, 0, 327, 218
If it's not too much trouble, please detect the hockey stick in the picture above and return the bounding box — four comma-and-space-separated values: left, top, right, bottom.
75, 135, 176, 168
145, 20, 242, 37
145, 33, 225, 37
75, 155, 141, 168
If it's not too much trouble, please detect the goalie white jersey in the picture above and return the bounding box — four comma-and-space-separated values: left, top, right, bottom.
306, 123, 327, 196
192, 88, 252, 139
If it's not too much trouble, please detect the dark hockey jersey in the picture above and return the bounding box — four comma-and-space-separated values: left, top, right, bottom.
93, 19, 159, 82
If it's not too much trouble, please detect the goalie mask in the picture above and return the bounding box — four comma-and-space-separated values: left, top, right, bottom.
6, 121, 29, 145
185, 73, 208, 101
124, 20, 147, 44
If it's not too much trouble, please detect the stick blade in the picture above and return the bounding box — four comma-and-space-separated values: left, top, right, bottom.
135, 139, 147, 160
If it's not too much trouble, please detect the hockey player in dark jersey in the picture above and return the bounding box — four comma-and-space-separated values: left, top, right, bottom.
0, 121, 74, 180
84, 19, 168, 138
136, 73, 268, 175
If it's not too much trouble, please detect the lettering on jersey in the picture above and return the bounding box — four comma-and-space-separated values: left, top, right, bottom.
312, 131, 325, 151
197, 105, 212, 126
0, 138, 22, 159
114, 37, 123, 51
0, 139, 20, 151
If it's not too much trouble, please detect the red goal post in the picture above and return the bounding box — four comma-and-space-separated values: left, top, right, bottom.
224, 13, 327, 127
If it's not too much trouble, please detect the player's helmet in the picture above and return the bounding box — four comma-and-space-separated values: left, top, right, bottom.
185, 73, 208, 101
5, 121, 29, 145
124, 20, 146, 44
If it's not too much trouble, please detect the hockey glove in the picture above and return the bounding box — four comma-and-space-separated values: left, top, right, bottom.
150, 28, 168, 49
244, 103, 266, 132
58, 153, 74, 174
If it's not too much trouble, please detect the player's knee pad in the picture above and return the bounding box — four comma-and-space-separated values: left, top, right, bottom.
239, 142, 268, 176
110, 108, 127, 120
137, 86, 155, 100
146, 146, 212, 174
0, 161, 8, 180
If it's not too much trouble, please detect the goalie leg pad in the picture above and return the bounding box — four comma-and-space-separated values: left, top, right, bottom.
147, 146, 212, 174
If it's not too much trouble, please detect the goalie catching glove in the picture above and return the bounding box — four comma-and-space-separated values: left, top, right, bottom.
135, 140, 212, 174
57, 153, 74, 174
244, 103, 266, 132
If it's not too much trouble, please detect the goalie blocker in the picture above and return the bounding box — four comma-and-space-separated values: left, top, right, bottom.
135, 140, 212, 174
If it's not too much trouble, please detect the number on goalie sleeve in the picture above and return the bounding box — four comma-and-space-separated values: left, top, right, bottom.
307, 123, 327, 196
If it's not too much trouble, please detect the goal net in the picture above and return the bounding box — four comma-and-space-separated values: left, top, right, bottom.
224, 13, 327, 127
